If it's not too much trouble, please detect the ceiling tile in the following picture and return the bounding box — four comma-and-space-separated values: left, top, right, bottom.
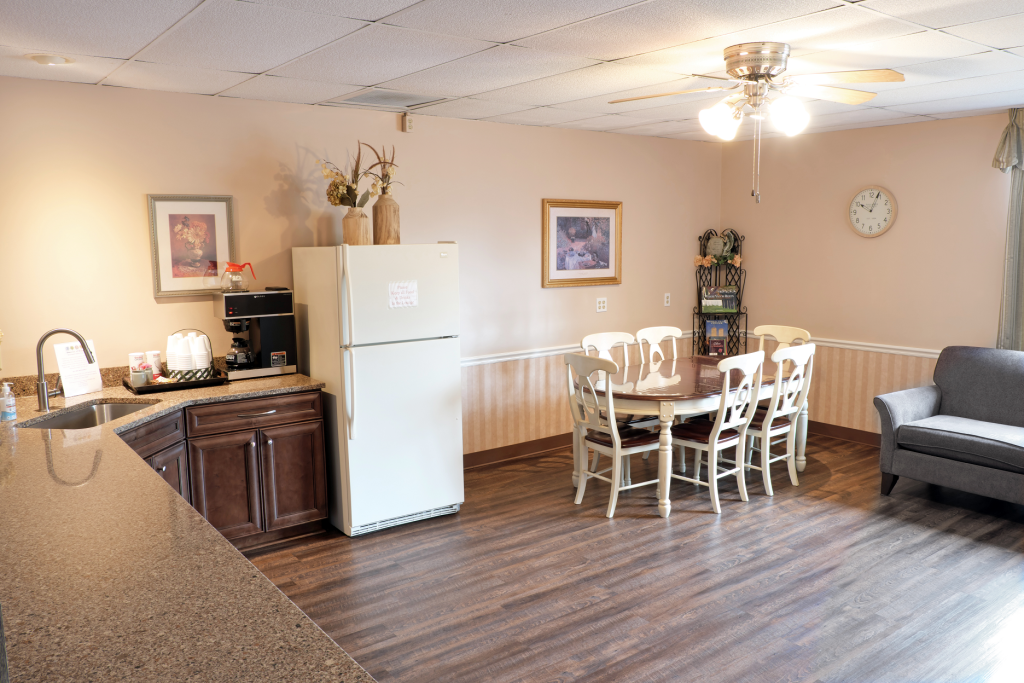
0, 46, 123, 84
943, 12, 1024, 49
616, 6, 919, 75
860, 0, 1024, 30
514, 0, 841, 61
552, 114, 654, 131
612, 119, 710, 137
218, 74, 362, 103
802, 107, 914, 128
137, 1, 364, 73
883, 88, 1024, 114
271, 24, 493, 86
475, 63, 683, 106
614, 93, 738, 121
103, 60, 251, 94
668, 131, 720, 142
927, 106, 1012, 118
379, 45, 597, 98
867, 69, 1024, 106
412, 98, 532, 119
548, 77, 726, 116
801, 115, 936, 134
249, 0, 422, 21
0, 0, 201, 59
784, 31, 987, 76
481, 107, 591, 125
384, 0, 646, 43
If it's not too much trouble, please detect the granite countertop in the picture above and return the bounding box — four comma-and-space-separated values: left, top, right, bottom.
0, 376, 376, 682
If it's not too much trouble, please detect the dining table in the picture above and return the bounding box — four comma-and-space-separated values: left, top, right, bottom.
578, 355, 808, 518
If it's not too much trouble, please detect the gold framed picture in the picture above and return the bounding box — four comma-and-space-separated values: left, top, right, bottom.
541, 198, 622, 288
147, 194, 236, 298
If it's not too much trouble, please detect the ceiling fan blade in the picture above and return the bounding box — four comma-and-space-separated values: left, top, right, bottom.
785, 82, 877, 105
787, 69, 905, 85
609, 86, 732, 104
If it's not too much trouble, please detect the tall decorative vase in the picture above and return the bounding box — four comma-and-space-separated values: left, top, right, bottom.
372, 192, 401, 245
342, 206, 372, 245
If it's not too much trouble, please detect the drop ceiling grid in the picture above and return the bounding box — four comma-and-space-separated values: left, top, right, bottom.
0, 0, 1022, 135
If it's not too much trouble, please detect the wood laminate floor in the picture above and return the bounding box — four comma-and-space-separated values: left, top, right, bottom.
248, 435, 1024, 683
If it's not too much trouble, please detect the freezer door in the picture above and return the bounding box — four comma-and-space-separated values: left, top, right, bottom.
338, 337, 464, 533
339, 244, 459, 346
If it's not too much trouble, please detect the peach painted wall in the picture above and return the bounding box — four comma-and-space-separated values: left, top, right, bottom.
720, 114, 1011, 350
0, 76, 720, 378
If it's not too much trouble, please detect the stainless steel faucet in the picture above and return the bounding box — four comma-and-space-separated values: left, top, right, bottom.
36, 328, 96, 412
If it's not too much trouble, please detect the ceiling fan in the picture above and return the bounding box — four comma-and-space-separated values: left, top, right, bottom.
609, 42, 905, 201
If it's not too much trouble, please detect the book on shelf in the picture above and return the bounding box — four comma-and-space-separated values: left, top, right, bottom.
701, 285, 739, 313
706, 320, 728, 357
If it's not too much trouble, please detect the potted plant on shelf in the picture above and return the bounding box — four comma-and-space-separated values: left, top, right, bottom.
361, 142, 401, 245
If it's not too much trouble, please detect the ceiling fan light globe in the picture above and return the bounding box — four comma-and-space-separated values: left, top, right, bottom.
717, 112, 742, 141
699, 102, 734, 137
770, 96, 809, 136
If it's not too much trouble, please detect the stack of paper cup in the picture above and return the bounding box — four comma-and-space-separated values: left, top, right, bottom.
189, 334, 211, 370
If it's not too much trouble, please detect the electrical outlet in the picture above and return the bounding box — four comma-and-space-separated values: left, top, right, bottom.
596, 297, 607, 313
402, 112, 414, 132
664, 293, 671, 307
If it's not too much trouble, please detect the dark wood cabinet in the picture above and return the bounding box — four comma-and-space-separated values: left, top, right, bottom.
188, 430, 264, 540
120, 390, 328, 548
145, 441, 190, 504
260, 421, 327, 531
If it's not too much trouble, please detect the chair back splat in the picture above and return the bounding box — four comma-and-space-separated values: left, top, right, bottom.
582, 332, 636, 367
564, 352, 621, 447
636, 326, 683, 363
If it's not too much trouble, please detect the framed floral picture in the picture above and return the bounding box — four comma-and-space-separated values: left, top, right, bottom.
147, 195, 236, 298
541, 198, 622, 288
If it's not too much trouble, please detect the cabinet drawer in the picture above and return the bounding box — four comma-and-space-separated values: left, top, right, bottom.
145, 441, 190, 504
119, 410, 185, 458
185, 391, 322, 438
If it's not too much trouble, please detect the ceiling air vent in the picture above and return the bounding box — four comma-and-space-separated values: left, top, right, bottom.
333, 89, 443, 110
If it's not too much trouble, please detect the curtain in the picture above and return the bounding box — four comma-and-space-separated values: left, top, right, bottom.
994, 109, 1024, 350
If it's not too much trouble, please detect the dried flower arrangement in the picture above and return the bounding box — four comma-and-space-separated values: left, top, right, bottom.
693, 253, 742, 268
360, 142, 399, 196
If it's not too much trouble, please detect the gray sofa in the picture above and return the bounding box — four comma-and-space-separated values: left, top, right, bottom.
873, 346, 1024, 504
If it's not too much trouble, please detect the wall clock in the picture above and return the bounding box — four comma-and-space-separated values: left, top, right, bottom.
848, 186, 897, 238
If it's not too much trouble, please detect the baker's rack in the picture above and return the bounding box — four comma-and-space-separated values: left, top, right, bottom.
692, 228, 748, 357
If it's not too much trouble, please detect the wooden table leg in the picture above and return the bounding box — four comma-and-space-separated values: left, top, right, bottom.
796, 403, 808, 473
658, 401, 673, 518
572, 427, 580, 487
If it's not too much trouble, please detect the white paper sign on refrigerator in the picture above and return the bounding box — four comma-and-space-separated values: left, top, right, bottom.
388, 280, 418, 308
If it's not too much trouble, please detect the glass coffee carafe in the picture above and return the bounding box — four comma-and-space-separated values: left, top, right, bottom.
220, 262, 256, 292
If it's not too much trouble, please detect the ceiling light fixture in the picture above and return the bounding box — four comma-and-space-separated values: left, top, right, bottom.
28, 54, 73, 66
609, 42, 905, 202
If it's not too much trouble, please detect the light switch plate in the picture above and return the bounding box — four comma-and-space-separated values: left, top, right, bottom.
664, 293, 671, 306
596, 297, 607, 313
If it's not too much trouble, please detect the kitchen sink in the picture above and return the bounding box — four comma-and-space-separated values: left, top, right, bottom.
19, 402, 151, 429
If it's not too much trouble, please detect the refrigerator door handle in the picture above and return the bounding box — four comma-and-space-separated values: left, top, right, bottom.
343, 346, 357, 440
342, 245, 355, 347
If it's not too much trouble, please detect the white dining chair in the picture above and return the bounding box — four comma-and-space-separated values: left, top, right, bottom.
582, 332, 637, 366
636, 326, 684, 363
565, 353, 660, 518
753, 325, 811, 471
668, 351, 764, 514
744, 344, 815, 495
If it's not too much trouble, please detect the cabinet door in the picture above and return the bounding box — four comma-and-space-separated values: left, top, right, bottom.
188, 430, 263, 540
145, 441, 190, 504
259, 421, 328, 531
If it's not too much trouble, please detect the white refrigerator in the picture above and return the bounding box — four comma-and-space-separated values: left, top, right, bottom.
292, 244, 463, 536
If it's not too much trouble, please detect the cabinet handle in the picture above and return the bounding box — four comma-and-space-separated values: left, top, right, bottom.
266, 439, 273, 445
156, 466, 167, 473
237, 409, 276, 418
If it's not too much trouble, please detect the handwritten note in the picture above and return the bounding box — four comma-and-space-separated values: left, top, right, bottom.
389, 280, 419, 309
54, 340, 102, 398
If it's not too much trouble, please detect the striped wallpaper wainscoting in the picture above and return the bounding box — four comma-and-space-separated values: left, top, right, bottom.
459, 336, 942, 457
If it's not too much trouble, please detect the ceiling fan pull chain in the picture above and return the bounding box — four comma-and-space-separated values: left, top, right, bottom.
752, 107, 762, 203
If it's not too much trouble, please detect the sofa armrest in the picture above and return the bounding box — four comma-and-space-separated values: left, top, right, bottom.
873, 385, 941, 471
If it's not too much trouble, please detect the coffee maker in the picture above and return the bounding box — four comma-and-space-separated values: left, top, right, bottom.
213, 290, 297, 380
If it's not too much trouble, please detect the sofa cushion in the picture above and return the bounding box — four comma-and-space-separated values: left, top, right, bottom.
897, 415, 1024, 475
933, 346, 1024, 428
